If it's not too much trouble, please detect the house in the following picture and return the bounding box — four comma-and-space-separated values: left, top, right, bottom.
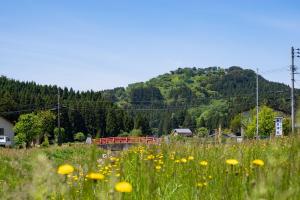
0, 116, 15, 142
171, 128, 193, 137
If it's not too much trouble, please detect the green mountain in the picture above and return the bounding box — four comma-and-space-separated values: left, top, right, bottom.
0, 66, 296, 139
101, 66, 294, 134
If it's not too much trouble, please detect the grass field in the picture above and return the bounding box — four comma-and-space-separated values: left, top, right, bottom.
1, 137, 300, 200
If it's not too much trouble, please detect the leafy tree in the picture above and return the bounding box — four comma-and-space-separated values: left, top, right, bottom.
245, 106, 276, 138
200, 100, 229, 129
36, 110, 56, 143
13, 113, 42, 148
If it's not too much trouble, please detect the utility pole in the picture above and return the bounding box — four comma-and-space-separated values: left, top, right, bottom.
291, 47, 300, 134
57, 87, 62, 146
256, 68, 259, 139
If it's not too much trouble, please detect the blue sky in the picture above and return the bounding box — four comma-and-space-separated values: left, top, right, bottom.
0, 0, 300, 90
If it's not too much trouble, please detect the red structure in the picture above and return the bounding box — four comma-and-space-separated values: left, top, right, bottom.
93, 137, 161, 145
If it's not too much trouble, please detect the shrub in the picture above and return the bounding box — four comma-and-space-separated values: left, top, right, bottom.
41, 136, 50, 148
13, 135, 26, 148
118, 131, 130, 137
130, 129, 143, 137
74, 132, 85, 142
196, 127, 208, 137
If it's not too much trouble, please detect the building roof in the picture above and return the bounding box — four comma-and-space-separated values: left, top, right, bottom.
173, 128, 192, 134
0, 116, 13, 124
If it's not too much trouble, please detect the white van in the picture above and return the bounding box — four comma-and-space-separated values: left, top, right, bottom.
0, 136, 12, 147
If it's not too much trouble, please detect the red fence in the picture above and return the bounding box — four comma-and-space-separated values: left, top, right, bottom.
93, 137, 161, 145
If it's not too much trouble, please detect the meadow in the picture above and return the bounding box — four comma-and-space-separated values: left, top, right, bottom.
1, 137, 300, 200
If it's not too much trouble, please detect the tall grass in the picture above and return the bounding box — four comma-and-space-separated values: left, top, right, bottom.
1, 137, 300, 199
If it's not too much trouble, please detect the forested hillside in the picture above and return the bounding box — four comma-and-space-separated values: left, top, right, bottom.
0, 66, 296, 140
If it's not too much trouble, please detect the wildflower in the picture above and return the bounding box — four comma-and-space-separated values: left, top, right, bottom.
203, 182, 208, 186
197, 182, 203, 187
147, 155, 155, 160
86, 172, 105, 180
155, 165, 162, 170
181, 158, 187, 163
175, 159, 180, 163
252, 159, 264, 167
199, 161, 208, 166
110, 157, 117, 162
115, 181, 133, 193
208, 175, 212, 179
57, 164, 74, 175
188, 156, 194, 161
226, 159, 239, 166
115, 173, 121, 177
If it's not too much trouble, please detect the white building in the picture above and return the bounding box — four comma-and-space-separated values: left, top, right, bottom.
0, 116, 15, 141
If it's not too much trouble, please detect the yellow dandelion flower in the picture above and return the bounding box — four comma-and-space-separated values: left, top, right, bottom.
188, 156, 194, 161
226, 159, 239, 165
73, 176, 78, 181
208, 175, 212, 179
147, 155, 155, 160
57, 164, 74, 175
115, 181, 133, 193
252, 159, 264, 167
197, 182, 203, 187
181, 158, 187, 163
86, 172, 105, 180
199, 161, 208, 166
203, 182, 208, 186
175, 159, 180, 163
155, 165, 162, 170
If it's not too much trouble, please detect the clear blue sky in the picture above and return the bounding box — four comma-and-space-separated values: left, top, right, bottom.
1, 0, 300, 90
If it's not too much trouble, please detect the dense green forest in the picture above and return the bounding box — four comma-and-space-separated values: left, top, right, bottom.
0, 66, 296, 141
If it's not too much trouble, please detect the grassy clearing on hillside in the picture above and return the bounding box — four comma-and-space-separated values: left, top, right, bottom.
1, 137, 300, 199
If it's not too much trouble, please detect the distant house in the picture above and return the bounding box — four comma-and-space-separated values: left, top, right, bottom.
0, 116, 15, 141
171, 128, 193, 137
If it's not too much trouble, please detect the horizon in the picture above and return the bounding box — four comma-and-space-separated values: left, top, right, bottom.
1, 1, 300, 90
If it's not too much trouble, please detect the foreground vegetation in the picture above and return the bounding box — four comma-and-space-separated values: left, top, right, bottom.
1, 137, 300, 199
